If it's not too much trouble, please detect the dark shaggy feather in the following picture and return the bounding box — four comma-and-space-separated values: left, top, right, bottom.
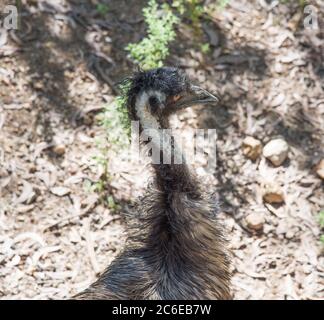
74, 67, 232, 300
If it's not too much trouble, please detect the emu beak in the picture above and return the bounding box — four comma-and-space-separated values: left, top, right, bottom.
189, 85, 220, 104
173, 85, 220, 110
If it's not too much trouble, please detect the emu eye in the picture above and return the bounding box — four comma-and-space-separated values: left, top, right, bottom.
173, 95, 181, 102
167, 95, 182, 105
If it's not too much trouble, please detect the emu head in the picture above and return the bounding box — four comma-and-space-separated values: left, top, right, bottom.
126, 67, 219, 129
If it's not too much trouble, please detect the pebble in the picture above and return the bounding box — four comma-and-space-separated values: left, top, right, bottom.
263, 138, 289, 166
242, 136, 262, 160
50, 187, 71, 197
270, 93, 285, 107
52, 144, 66, 156
245, 213, 265, 231
263, 183, 285, 204
285, 230, 295, 240
68, 163, 79, 175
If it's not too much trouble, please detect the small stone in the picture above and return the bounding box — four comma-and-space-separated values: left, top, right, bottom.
285, 230, 295, 240
263, 138, 289, 166
68, 163, 79, 175
315, 159, 324, 180
246, 213, 265, 231
50, 186, 70, 197
274, 62, 283, 73
33, 81, 44, 90
263, 183, 285, 204
270, 93, 285, 107
242, 136, 262, 160
52, 144, 66, 156
263, 192, 284, 204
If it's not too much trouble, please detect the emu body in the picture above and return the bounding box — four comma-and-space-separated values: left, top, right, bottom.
74, 68, 231, 300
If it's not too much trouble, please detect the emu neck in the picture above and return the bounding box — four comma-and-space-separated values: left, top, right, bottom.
150, 125, 198, 195
135, 93, 198, 196
131, 95, 231, 299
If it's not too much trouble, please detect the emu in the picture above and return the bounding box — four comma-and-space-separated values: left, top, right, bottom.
74, 67, 231, 300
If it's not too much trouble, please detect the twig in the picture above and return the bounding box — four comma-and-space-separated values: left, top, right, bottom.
83, 218, 100, 275
42, 198, 98, 232
98, 216, 121, 230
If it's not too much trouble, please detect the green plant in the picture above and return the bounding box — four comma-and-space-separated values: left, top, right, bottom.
96, 3, 109, 16
172, 0, 229, 48
94, 0, 219, 206
180, 0, 205, 28
94, 0, 180, 199
200, 42, 210, 54
172, 0, 205, 36
126, 0, 179, 70
171, 0, 187, 14
93, 1, 179, 207
216, 0, 230, 9
99, 82, 131, 149
107, 195, 121, 212
205, 0, 229, 15
94, 82, 131, 176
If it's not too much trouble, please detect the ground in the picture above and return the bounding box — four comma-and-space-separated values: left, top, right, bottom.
0, 0, 323, 299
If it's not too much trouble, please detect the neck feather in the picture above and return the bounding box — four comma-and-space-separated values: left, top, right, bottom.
127, 94, 231, 299
135, 92, 198, 195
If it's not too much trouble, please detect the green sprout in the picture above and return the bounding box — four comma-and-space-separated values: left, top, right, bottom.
96, 3, 109, 16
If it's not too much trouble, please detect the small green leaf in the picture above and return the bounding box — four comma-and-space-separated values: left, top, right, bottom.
96, 3, 109, 16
